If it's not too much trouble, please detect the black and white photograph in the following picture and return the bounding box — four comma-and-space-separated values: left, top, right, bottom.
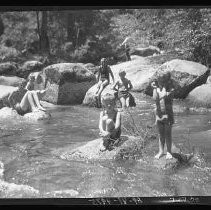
0, 6, 210, 205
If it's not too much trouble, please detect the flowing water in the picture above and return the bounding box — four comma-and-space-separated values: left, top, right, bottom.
0, 93, 211, 198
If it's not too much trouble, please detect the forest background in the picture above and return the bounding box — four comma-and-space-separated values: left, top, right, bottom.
0, 8, 210, 66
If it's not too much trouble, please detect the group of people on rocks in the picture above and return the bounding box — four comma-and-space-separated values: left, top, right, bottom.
2, 45, 175, 160
95, 57, 175, 159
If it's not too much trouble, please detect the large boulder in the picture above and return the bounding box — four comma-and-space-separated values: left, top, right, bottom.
0, 107, 51, 121
0, 85, 17, 109
83, 84, 116, 107
131, 46, 161, 57
36, 63, 96, 105
0, 76, 25, 87
185, 84, 211, 108
0, 62, 18, 76
142, 59, 210, 98
18, 61, 44, 78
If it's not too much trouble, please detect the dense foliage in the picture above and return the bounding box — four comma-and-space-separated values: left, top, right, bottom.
0, 8, 210, 65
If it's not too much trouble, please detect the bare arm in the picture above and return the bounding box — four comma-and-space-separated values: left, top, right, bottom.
112, 81, 119, 91
114, 111, 121, 130
99, 111, 105, 134
25, 81, 31, 90
96, 68, 100, 82
109, 67, 115, 83
128, 79, 133, 90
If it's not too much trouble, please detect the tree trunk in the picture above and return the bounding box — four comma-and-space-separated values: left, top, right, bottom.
0, 15, 4, 37
40, 11, 50, 54
66, 12, 76, 48
35, 11, 41, 51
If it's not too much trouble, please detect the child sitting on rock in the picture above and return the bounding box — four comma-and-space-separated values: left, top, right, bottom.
99, 93, 121, 151
7, 81, 46, 116
95, 58, 115, 108
151, 72, 175, 160
113, 69, 133, 110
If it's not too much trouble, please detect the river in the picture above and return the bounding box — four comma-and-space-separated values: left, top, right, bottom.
0, 93, 211, 198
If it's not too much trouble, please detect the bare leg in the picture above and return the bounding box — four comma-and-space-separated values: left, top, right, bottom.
120, 97, 126, 109
155, 121, 165, 159
125, 96, 130, 108
19, 91, 37, 112
95, 81, 102, 96
31, 91, 46, 111
97, 80, 109, 107
165, 124, 173, 159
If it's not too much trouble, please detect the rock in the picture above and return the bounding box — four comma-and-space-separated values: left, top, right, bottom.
0, 161, 4, 180
39, 63, 96, 105
186, 84, 211, 108
18, 61, 44, 78
0, 76, 25, 87
84, 63, 98, 74
0, 107, 51, 122
0, 85, 17, 109
60, 135, 143, 161
83, 84, 117, 107
152, 155, 178, 170
23, 110, 51, 121
45, 189, 79, 198
0, 62, 18, 76
0, 180, 39, 198
131, 46, 161, 57
143, 59, 210, 99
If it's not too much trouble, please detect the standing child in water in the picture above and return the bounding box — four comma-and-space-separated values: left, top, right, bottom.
99, 94, 121, 151
95, 58, 115, 108
113, 69, 133, 109
151, 72, 175, 159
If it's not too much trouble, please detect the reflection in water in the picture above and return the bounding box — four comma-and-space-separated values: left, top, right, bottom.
0, 94, 211, 197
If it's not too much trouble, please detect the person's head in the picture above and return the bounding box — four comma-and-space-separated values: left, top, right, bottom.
119, 69, 126, 79
158, 72, 171, 88
100, 58, 107, 67
101, 93, 116, 111
157, 74, 166, 88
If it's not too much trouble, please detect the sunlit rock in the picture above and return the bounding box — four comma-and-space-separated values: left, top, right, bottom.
0, 107, 51, 121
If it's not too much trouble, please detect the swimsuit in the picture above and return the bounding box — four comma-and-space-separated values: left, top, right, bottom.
155, 88, 174, 125
117, 80, 130, 99
99, 66, 110, 82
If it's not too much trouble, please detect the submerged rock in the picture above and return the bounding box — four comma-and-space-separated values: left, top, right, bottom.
0, 107, 51, 122
45, 189, 79, 198
0, 180, 39, 198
